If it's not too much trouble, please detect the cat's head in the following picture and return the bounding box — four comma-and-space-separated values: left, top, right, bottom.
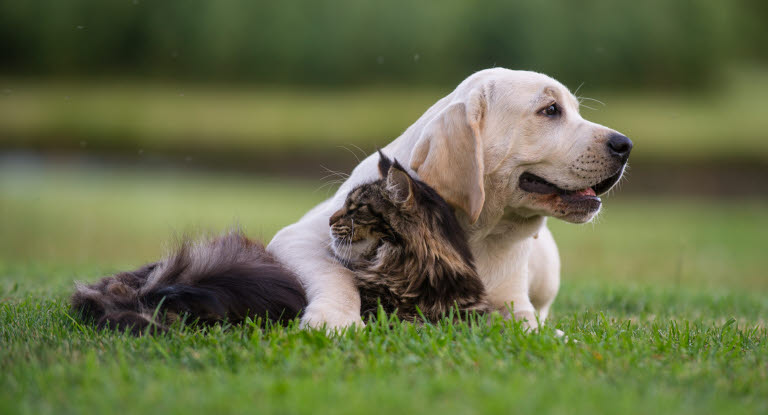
328, 151, 470, 265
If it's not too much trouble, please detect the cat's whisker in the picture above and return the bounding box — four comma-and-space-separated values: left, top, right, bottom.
315, 177, 348, 195
323, 238, 335, 253
346, 219, 355, 262
319, 172, 348, 182
347, 144, 369, 161
339, 240, 352, 264
316, 180, 343, 191
319, 165, 350, 181
316, 165, 351, 195
337, 145, 364, 164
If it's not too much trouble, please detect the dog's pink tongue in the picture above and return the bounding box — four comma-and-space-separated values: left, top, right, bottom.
574, 188, 597, 197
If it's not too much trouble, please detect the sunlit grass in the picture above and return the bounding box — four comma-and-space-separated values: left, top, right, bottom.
1, 286, 766, 414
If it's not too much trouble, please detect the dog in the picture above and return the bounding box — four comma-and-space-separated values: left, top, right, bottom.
267, 68, 632, 330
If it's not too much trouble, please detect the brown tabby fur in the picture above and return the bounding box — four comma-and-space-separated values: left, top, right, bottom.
329, 152, 490, 321
71, 232, 307, 334
70, 152, 488, 333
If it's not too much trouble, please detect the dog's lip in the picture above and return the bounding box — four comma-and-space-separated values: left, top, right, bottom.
519, 172, 599, 200
591, 168, 624, 196
519, 168, 624, 199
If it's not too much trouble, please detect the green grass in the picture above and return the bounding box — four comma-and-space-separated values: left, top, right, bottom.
1, 165, 767, 414
3, 67, 768, 162
2, 294, 767, 415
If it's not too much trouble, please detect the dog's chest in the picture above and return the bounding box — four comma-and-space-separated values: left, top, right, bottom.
470, 229, 536, 294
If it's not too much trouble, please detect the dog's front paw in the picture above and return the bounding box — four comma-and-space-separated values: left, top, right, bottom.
300, 301, 365, 332
512, 310, 539, 332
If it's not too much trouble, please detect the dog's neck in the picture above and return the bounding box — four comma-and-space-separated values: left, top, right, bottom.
467, 210, 546, 244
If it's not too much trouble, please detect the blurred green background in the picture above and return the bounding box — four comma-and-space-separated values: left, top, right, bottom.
1, 0, 767, 292
3, 4, 768, 414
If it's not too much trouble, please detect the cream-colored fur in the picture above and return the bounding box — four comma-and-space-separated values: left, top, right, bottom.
267, 68, 628, 330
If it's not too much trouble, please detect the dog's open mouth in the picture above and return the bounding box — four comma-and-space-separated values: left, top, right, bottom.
519, 169, 623, 210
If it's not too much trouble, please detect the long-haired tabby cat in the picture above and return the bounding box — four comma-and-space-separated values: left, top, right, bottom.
329, 152, 489, 321
71, 152, 488, 333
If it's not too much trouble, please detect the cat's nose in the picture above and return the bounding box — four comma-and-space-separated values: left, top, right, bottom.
329, 210, 343, 226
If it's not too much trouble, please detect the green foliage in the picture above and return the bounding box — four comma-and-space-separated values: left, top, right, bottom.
0, 0, 765, 88
3, 69, 768, 163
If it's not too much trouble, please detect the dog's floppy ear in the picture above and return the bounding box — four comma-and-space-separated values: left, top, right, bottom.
409, 89, 486, 223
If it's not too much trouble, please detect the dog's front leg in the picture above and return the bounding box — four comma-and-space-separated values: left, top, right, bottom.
495, 271, 539, 332
267, 208, 364, 331
475, 237, 539, 331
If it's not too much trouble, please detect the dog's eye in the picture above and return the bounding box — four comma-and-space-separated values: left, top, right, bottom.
540, 103, 561, 117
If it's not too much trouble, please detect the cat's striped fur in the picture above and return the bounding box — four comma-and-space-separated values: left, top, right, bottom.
70, 232, 307, 334
329, 152, 489, 321
70, 152, 488, 333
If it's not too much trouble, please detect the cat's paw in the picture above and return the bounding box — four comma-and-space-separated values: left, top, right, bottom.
300, 301, 365, 332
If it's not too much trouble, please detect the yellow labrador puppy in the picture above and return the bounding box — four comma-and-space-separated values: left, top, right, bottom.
268, 68, 632, 330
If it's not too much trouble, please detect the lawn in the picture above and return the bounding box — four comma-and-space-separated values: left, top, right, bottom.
2, 67, 768, 163
1, 164, 767, 414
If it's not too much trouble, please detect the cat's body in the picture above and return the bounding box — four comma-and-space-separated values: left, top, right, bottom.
71, 153, 489, 332
328, 153, 489, 321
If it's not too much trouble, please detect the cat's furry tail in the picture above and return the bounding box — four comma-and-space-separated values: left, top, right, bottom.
70, 231, 307, 334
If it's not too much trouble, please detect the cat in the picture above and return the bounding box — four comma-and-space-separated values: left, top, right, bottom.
328, 152, 489, 321
71, 152, 488, 333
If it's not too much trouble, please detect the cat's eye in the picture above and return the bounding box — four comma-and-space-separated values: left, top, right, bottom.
356, 206, 375, 218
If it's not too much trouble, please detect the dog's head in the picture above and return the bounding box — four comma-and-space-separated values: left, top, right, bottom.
408, 68, 632, 224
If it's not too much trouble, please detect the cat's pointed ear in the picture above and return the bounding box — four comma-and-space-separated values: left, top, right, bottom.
385, 163, 414, 205
377, 150, 393, 178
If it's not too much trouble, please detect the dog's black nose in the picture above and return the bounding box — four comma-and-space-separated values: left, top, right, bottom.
607, 133, 633, 161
